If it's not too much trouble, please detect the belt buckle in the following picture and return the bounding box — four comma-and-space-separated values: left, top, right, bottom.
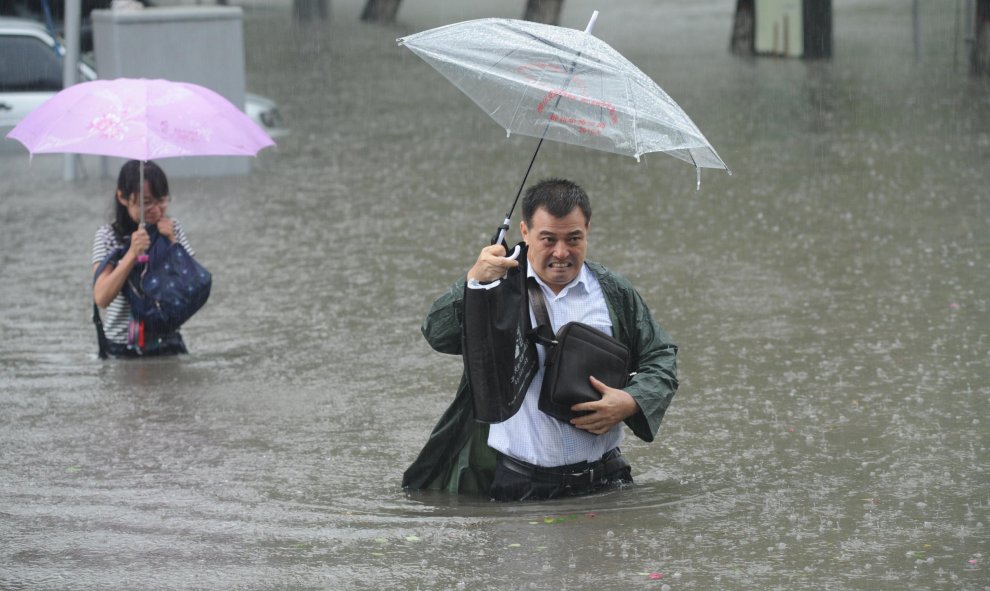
564, 468, 594, 487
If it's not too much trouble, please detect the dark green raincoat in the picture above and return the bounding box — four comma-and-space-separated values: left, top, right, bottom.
401, 261, 678, 495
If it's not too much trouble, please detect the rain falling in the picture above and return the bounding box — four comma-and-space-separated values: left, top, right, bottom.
0, 0, 987, 589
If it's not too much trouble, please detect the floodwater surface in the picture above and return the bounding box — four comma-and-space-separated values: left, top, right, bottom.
0, 1, 987, 590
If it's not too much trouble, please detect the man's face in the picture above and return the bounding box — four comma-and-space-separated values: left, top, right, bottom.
520, 206, 589, 293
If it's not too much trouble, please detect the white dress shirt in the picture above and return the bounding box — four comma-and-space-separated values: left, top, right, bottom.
485, 263, 623, 467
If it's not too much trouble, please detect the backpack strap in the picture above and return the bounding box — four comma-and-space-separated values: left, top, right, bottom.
92, 245, 126, 360
92, 247, 123, 282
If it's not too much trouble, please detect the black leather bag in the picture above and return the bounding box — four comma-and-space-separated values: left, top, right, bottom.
528, 280, 631, 422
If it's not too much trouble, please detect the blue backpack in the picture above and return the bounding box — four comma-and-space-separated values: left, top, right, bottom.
93, 226, 211, 356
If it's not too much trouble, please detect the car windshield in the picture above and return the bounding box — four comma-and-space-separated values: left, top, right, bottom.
0, 34, 62, 91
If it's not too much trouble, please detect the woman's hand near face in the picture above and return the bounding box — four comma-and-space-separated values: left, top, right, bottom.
157, 217, 176, 243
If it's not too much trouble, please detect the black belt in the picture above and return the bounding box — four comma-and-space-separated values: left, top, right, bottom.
499, 448, 625, 489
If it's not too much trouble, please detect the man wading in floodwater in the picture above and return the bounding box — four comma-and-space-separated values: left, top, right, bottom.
402, 178, 679, 501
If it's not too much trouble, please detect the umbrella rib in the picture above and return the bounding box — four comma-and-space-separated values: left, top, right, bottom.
503, 26, 579, 133
486, 22, 545, 129
525, 37, 591, 137
506, 49, 563, 133
489, 48, 536, 133
508, 24, 595, 134
624, 75, 640, 160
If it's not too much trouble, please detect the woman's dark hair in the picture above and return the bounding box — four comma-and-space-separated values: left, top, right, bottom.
111, 160, 169, 240
521, 178, 592, 228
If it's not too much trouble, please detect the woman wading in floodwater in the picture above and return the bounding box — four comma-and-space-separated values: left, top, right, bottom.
91, 160, 197, 358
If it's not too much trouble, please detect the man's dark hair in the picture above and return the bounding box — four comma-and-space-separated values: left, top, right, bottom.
521, 178, 592, 228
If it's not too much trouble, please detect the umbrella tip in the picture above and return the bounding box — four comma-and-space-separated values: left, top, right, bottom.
585, 11, 599, 34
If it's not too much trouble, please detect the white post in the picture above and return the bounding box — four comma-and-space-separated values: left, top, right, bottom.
62, 0, 82, 181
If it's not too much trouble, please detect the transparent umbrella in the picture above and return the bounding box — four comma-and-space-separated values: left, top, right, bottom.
399, 12, 729, 243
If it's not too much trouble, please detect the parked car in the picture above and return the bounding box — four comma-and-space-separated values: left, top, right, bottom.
0, 0, 154, 53
0, 16, 288, 148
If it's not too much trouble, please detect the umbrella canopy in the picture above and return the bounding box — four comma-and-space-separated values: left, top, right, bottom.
397, 16, 728, 171
6, 77, 275, 161
7, 77, 275, 232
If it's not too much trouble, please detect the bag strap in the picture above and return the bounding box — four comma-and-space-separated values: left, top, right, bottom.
526, 279, 557, 346
92, 245, 126, 361
92, 303, 109, 360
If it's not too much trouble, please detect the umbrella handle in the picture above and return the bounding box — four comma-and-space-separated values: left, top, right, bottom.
493, 217, 511, 249
491, 218, 521, 261
136, 162, 148, 265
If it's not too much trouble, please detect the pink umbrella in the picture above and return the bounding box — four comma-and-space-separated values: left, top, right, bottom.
7, 77, 274, 160
6, 77, 275, 235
